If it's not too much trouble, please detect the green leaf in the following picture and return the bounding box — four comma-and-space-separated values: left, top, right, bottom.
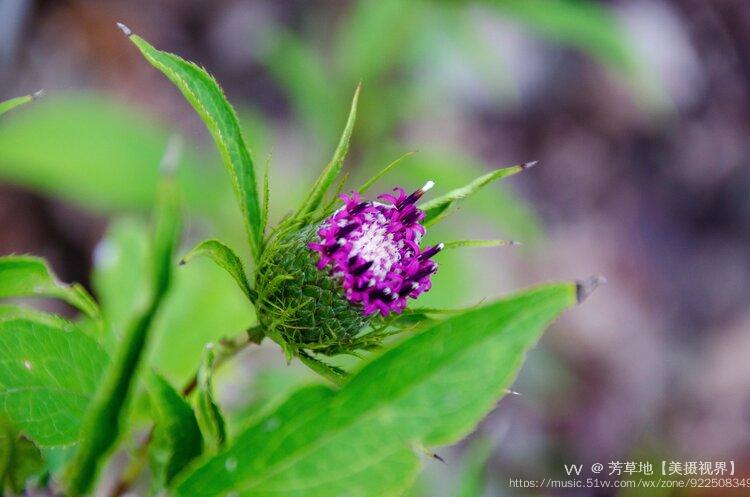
145, 372, 203, 490
420, 163, 531, 226
0, 319, 108, 446
64, 175, 181, 496
0, 94, 227, 215
358, 151, 416, 194
296, 85, 360, 219
0, 305, 74, 330
0, 92, 36, 117
457, 438, 492, 497
173, 283, 577, 496
92, 218, 150, 348
263, 29, 341, 144
443, 239, 515, 250
125, 28, 263, 259
180, 240, 255, 302
194, 346, 226, 455
298, 350, 348, 386
0, 256, 101, 321
0, 419, 45, 493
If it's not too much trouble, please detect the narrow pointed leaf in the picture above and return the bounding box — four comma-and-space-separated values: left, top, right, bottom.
0, 93, 35, 117
298, 350, 348, 386
443, 239, 514, 250
0, 256, 101, 321
173, 283, 577, 497
358, 151, 416, 193
64, 176, 181, 496
296, 85, 360, 219
194, 346, 226, 454
420, 164, 529, 226
0, 319, 108, 446
181, 239, 255, 302
125, 28, 262, 258
145, 372, 202, 490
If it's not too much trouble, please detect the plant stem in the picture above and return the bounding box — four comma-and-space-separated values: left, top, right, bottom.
107, 326, 264, 497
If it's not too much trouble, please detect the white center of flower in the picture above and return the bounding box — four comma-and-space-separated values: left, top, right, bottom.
349, 210, 403, 280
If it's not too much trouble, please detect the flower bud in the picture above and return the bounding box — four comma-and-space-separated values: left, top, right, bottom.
255, 183, 440, 355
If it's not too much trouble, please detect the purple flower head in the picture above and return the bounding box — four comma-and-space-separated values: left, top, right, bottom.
309, 182, 442, 317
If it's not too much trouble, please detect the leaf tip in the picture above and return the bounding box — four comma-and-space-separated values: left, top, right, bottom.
522, 160, 539, 170
509, 240, 522, 247
178, 259, 186, 266
31, 89, 45, 100
116, 22, 132, 37
159, 134, 183, 175
576, 275, 606, 303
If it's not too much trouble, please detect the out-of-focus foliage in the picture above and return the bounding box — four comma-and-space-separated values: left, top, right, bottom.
0, 95, 227, 215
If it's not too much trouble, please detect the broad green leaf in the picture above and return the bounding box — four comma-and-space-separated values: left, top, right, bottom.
64, 176, 181, 496
296, 85, 360, 219
420, 163, 531, 226
0, 319, 108, 446
173, 283, 577, 496
180, 240, 255, 302
0, 419, 45, 493
194, 346, 226, 454
0, 93, 36, 117
0, 256, 101, 321
0, 94, 226, 215
126, 28, 263, 259
145, 372, 202, 489
457, 438, 492, 497
443, 239, 515, 250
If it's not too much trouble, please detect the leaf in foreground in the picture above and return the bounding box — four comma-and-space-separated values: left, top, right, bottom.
64, 176, 181, 496
174, 283, 577, 496
0, 256, 101, 321
0, 319, 108, 446
145, 372, 203, 490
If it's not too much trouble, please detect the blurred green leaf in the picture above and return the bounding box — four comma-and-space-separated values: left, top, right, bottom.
194, 346, 226, 454
421, 163, 528, 226
0, 94, 33, 117
0, 256, 101, 322
336, 0, 423, 85
93, 218, 150, 348
148, 259, 255, 385
128, 31, 263, 259
0, 319, 108, 446
64, 175, 181, 496
457, 438, 492, 497
173, 283, 576, 496
145, 372, 202, 490
180, 239, 255, 302
0, 94, 225, 215
0, 419, 45, 493
296, 85, 360, 220
358, 151, 416, 193
263, 29, 340, 144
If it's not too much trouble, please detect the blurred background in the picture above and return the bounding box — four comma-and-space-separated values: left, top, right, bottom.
1, 0, 749, 495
